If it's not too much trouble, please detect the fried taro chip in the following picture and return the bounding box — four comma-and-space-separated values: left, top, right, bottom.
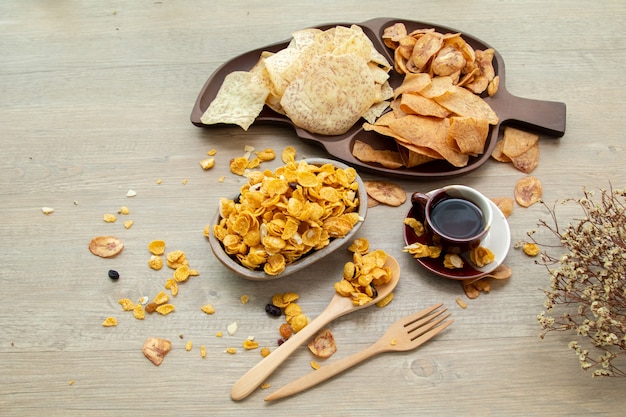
448, 116, 489, 156
433, 85, 499, 125
502, 126, 539, 158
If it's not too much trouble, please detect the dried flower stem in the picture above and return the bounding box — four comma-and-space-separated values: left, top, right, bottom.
532, 185, 626, 377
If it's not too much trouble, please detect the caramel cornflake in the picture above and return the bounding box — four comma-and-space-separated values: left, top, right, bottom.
118, 206, 130, 215
443, 253, 464, 269
310, 361, 321, 370
201, 304, 215, 315
404, 217, 425, 236
165, 278, 178, 296
240, 294, 250, 304
207, 148, 217, 156
118, 298, 136, 311
281, 146, 296, 163
102, 317, 118, 327
148, 240, 166, 256
242, 339, 259, 350
403, 242, 441, 259
133, 304, 145, 320
152, 291, 169, 305
155, 304, 175, 316
185, 341, 193, 351
103, 213, 117, 223
256, 148, 276, 161
348, 237, 370, 255
200, 345, 207, 358
173, 265, 190, 282
523, 242, 540, 257
123, 220, 134, 229
200, 158, 215, 170
148, 255, 163, 270
166, 250, 187, 269
469, 246, 495, 267
230, 156, 249, 176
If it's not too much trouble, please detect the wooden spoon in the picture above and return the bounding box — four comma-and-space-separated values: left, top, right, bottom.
230, 255, 401, 401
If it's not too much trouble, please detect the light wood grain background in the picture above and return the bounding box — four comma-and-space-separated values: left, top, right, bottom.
1, 1, 625, 416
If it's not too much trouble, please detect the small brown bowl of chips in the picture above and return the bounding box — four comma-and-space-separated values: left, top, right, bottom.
208, 158, 368, 280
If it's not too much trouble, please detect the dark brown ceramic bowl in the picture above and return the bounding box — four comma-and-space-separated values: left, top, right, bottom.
208, 158, 368, 281
191, 17, 566, 179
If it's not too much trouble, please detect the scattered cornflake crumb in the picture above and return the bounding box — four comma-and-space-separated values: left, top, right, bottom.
200, 158, 215, 170
156, 178, 162, 184
103, 213, 117, 223
242, 339, 259, 350
215, 331, 223, 338
200, 345, 207, 358
260, 383, 271, 390
390, 338, 398, 346
310, 360, 321, 370
126, 190, 137, 197
225, 347, 237, 354
102, 317, 117, 327
201, 304, 215, 314
41, 207, 54, 215
138, 296, 149, 305
123, 220, 134, 229
240, 294, 250, 304
118, 206, 130, 215
260, 347, 271, 357
218, 176, 225, 183
375, 292, 394, 308
207, 148, 217, 156
185, 341, 193, 351
523, 242, 540, 256
182, 178, 188, 185
133, 304, 145, 320
73, 200, 79, 205
456, 298, 468, 309
69, 380, 75, 386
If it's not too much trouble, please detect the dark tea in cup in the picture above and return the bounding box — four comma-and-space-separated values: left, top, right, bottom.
411, 185, 493, 253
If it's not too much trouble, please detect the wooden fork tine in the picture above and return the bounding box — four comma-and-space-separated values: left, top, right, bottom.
404, 307, 447, 331
401, 303, 444, 328
407, 313, 451, 341
409, 318, 454, 347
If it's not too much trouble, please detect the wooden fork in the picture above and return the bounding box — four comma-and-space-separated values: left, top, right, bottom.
264, 303, 453, 401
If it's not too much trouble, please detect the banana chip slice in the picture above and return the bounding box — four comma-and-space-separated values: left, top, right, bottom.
514, 176, 543, 207
307, 328, 337, 359
364, 180, 407, 206
89, 235, 124, 258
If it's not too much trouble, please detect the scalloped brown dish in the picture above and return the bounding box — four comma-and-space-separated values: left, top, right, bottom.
191, 17, 566, 179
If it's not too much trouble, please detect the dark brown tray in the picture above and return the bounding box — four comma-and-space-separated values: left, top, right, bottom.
190, 17, 566, 179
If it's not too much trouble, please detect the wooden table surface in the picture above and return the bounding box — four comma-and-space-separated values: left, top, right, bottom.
2, 1, 625, 416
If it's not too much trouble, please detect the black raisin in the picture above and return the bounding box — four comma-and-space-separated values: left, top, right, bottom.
265, 303, 281, 317
277, 338, 285, 346
108, 269, 120, 280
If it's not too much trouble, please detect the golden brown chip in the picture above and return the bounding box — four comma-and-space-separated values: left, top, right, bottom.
490, 140, 512, 162
433, 85, 499, 125
399, 93, 450, 118
352, 140, 404, 169
364, 180, 407, 206
307, 328, 337, 359
89, 235, 124, 258
510, 143, 539, 174
490, 196, 514, 217
448, 116, 489, 155
502, 126, 539, 158
515, 176, 543, 207
142, 337, 171, 366
487, 264, 513, 279
461, 280, 481, 299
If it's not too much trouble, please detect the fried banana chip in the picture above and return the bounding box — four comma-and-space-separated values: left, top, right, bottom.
364, 180, 407, 206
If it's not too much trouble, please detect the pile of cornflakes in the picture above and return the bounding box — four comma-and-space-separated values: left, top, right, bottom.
212, 159, 363, 275
334, 241, 394, 306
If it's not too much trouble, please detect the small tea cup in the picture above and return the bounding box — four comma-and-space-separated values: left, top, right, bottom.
410, 185, 492, 254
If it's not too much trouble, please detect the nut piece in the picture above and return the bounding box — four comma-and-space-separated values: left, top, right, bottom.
142, 337, 171, 366
89, 236, 124, 258
364, 180, 407, 207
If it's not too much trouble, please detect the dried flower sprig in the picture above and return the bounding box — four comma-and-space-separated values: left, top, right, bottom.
529, 185, 626, 377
